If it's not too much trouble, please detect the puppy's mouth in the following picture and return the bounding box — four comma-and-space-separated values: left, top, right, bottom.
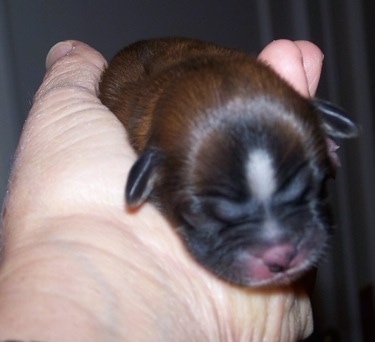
231, 244, 318, 287
183, 225, 328, 287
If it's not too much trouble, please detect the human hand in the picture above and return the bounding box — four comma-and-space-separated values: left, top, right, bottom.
0, 39, 322, 341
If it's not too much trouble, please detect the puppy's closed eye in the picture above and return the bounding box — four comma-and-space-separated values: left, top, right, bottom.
274, 164, 317, 206
189, 195, 261, 227
99, 37, 358, 286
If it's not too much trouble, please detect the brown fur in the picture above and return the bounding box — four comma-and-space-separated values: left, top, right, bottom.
99, 37, 320, 154
98, 37, 357, 286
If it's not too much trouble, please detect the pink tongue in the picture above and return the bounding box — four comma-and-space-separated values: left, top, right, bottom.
326, 138, 341, 168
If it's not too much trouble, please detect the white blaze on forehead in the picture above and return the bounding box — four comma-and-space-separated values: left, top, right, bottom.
247, 149, 276, 202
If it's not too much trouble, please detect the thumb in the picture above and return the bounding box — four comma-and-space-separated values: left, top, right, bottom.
5, 41, 133, 227
42, 40, 105, 96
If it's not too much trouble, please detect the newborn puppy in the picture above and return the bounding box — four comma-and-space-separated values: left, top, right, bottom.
99, 37, 358, 287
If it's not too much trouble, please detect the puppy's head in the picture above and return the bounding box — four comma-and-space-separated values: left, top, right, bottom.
125, 61, 358, 286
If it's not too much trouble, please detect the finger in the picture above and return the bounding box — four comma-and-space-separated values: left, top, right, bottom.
37, 40, 106, 101
46, 41, 105, 71
258, 39, 323, 97
45, 41, 76, 69
294, 40, 324, 96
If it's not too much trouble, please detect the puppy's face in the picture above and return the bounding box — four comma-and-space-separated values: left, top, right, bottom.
161, 97, 333, 286
124, 74, 358, 287
125, 92, 357, 287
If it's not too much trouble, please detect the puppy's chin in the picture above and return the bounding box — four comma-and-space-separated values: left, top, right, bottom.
179, 222, 329, 287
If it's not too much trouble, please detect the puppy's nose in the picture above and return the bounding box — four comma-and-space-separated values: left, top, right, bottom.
261, 245, 297, 273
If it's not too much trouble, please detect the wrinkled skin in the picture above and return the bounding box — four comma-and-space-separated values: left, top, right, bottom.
0, 39, 322, 341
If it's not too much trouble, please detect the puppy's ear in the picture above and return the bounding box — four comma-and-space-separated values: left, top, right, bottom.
126, 149, 163, 207
312, 98, 359, 139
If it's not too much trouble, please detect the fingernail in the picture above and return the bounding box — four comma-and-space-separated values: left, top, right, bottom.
46, 41, 74, 70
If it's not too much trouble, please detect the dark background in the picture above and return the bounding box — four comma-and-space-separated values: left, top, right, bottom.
1, 1, 374, 340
